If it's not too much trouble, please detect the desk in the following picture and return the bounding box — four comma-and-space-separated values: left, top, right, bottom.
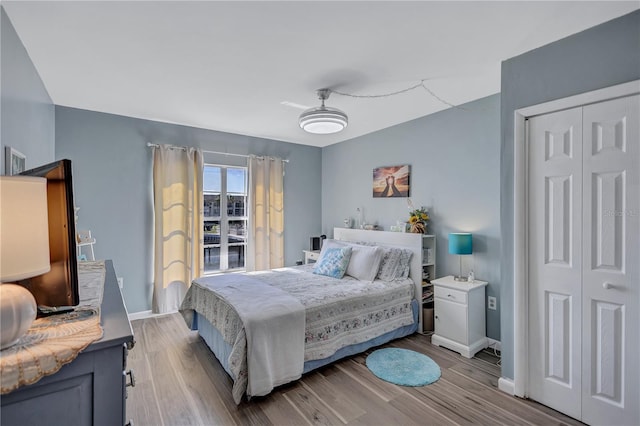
1, 261, 134, 426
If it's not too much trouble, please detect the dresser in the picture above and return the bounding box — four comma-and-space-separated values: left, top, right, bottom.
1, 260, 135, 426
431, 275, 488, 358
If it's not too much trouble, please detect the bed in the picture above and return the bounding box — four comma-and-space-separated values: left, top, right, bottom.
179, 228, 425, 403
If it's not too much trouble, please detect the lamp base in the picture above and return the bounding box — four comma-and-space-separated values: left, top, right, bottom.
454, 275, 468, 282
0, 284, 37, 350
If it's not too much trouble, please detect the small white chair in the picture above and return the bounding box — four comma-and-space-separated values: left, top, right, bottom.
76, 230, 96, 261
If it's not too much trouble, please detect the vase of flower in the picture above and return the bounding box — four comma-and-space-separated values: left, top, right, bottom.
409, 221, 426, 233
408, 206, 429, 234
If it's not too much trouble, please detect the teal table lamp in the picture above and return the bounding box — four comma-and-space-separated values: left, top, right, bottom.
449, 233, 472, 281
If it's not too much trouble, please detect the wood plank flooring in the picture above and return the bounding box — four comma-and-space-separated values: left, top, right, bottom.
127, 313, 582, 426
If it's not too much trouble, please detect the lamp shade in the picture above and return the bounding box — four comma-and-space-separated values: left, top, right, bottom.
0, 176, 51, 282
449, 233, 472, 255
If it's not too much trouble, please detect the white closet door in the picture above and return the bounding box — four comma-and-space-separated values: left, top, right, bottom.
581, 95, 639, 426
528, 94, 639, 424
528, 107, 583, 420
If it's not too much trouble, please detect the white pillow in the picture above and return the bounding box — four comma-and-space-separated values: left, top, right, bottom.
348, 241, 413, 281
323, 239, 384, 282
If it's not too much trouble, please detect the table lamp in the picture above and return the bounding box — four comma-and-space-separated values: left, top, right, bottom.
0, 176, 50, 349
449, 233, 472, 282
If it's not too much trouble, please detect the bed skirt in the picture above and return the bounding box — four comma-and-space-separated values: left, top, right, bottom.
193, 299, 419, 382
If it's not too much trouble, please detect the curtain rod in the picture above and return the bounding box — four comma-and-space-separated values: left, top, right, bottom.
146, 142, 289, 163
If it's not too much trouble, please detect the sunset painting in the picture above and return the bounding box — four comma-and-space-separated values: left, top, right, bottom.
372, 165, 410, 198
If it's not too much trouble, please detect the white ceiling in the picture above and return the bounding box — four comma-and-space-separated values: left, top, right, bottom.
3, 1, 638, 148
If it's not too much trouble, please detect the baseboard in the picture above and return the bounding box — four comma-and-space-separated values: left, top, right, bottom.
128, 309, 179, 321
487, 338, 501, 352
498, 377, 515, 395
128, 310, 153, 321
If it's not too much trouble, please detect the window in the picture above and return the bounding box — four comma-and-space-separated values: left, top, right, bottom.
203, 164, 247, 274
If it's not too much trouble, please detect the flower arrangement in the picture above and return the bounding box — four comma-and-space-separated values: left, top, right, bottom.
407, 199, 429, 233
409, 207, 429, 224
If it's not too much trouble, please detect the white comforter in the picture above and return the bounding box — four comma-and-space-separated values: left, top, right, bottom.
192, 274, 305, 398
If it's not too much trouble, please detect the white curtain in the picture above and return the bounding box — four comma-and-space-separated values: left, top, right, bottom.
247, 155, 284, 271
152, 145, 204, 313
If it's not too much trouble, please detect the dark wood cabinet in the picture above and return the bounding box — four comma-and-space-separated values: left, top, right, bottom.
1, 261, 134, 426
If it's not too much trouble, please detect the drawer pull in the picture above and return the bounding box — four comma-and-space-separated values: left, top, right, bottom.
447, 294, 454, 298
126, 369, 136, 388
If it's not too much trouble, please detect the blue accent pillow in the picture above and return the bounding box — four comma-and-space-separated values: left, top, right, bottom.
313, 247, 352, 278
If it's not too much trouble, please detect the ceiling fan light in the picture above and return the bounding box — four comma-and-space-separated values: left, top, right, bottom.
299, 106, 348, 134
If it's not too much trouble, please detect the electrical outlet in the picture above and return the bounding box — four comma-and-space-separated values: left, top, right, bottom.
117, 277, 124, 289
488, 296, 497, 310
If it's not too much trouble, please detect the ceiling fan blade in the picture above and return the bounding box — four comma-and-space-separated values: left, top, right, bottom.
280, 101, 311, 110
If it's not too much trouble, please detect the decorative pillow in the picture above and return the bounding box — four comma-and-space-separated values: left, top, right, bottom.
377, 247, 401, 280
397, 248, 414, 279
317, 239, 344, 260
377, 247, 414, 281
322, 239, 384, 282
313, 246, 352, 279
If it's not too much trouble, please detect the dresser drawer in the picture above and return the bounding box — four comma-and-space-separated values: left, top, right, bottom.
434, 286, 468, 304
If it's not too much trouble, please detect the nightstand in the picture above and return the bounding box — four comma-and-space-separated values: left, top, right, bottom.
431, 275, 488, 358
303, 250, 320, 264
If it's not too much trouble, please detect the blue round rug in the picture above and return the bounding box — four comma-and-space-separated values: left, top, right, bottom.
366, 348, 441, 387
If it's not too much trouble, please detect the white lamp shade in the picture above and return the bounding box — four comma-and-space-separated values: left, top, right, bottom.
1, 176, 51, 282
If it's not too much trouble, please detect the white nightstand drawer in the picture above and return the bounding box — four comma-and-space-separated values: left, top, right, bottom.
303, 250, 320, 264
434, 286, 468, 304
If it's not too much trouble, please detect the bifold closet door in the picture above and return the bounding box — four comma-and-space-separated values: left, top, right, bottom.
581, 95, 639, 426
528, 94, 639, 425
528, 106, 583, 421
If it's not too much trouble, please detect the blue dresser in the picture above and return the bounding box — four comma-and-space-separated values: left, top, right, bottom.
1, 261, 134, 426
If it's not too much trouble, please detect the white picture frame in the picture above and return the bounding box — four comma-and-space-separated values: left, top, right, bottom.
5, 147, 26, 175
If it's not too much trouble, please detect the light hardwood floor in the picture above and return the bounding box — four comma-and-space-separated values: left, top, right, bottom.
127, 313, 582, 426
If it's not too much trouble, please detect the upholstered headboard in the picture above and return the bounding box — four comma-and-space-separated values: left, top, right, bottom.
333, 227, 424, 333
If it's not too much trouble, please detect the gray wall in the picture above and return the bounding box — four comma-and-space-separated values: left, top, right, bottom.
1, 7, 54, 172
322, 94, 501, 340
55, 107, 322, 313
500, 10, 640, 379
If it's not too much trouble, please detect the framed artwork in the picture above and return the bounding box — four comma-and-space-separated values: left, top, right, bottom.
373, 164, 410, 198
5, 147, 26, 175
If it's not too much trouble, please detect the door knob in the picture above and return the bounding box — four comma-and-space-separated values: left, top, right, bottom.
603, 282, 614, 290
126, 369, 136, 387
